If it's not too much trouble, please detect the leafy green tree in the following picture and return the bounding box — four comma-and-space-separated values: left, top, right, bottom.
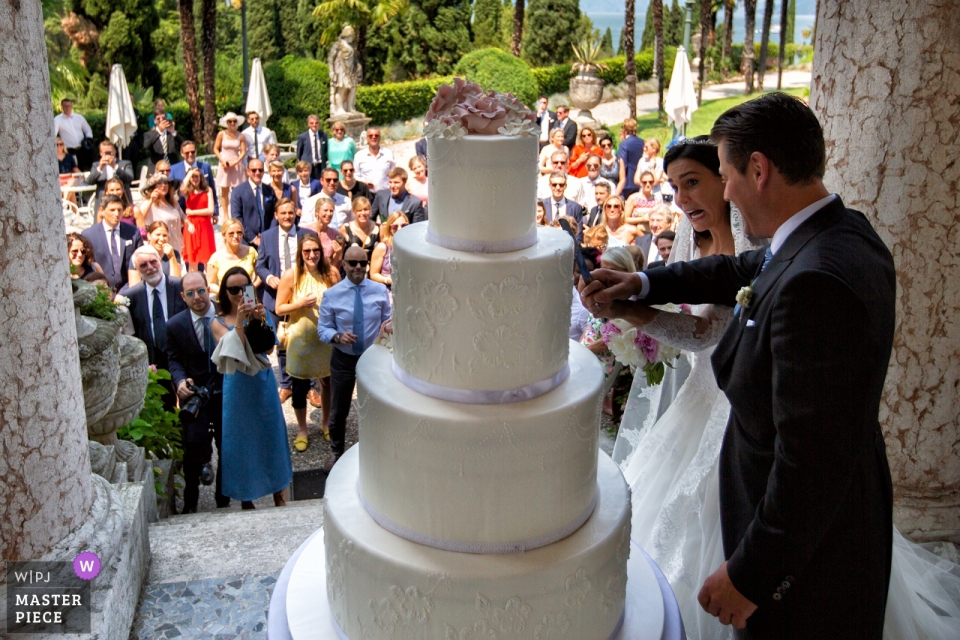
521, 0, 581, 67
388, 0, 474, 78
454, 48, 538, 105
786, 0, 795, 44
473, 0, 502, 47
500, 0, 515, 49
312, 0, 410, 76
249, 0, 303, 62
600, 27, 614, 58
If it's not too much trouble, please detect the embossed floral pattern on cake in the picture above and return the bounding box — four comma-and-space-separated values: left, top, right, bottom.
424, 78, 538, 138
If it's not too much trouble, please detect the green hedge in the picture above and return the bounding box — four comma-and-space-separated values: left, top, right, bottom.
356, 76, 454, 127
532, 47, 677, 98
454, 48, 540, 107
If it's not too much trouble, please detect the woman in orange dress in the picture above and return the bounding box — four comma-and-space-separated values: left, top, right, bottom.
180, 167, 217, 271
569, 126, 602, 178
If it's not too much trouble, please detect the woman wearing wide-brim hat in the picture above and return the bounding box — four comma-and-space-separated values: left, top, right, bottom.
214, 112, 247, 217
137, 173, 186, 255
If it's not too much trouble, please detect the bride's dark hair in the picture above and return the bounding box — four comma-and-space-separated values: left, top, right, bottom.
663, 135, 729, 245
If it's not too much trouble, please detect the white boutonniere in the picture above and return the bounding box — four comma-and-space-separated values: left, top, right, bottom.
735, 286, 754, 310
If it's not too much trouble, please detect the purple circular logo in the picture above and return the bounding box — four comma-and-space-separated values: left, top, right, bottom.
73, 552, 101, 580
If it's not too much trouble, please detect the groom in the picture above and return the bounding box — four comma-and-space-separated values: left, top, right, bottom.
581, 93, 895, 639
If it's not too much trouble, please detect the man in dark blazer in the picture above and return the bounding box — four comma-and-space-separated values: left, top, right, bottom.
535, 96, 558, 150
371, 167, 426, 224
582, 93, 895, 639
166, 272, 229, 513
541, 171, 584, 243
86, 140, 134, 211
552, 105, 578, 150
255, 199, 312, 401
169, 140, 219, 218
296, 115, 329, 181
584, 181, 611, 228
125, 246, 187, 410
230, 158, 276, 247
142, 114, 183, 174
82, 195, 143, 291
633, 206, 673, 268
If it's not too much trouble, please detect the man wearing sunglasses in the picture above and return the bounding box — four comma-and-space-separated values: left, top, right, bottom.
166, 272, 229, 513
540, 171, 584, 243
353, 128, 395, 194
230, 159, 277, 246
318, 246, 391, 472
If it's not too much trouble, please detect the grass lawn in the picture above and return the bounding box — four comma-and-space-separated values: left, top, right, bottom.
607, 87, 807, 149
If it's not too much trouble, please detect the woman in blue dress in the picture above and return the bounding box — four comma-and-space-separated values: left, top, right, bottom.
210, 266, 293, 509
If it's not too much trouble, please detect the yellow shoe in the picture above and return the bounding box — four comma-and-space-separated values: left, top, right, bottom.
321, 425, 331, 442
294, 435, 308, 452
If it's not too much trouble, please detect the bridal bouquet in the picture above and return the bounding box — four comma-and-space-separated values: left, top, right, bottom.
599, 318, 682, 386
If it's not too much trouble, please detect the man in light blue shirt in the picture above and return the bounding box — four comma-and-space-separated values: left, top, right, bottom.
318, 246, 391, 471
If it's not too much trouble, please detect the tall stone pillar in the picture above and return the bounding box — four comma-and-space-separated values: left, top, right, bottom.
0, 0, 93, 563
810, 0, 960, 542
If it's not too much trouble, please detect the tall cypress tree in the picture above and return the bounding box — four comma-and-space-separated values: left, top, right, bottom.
600, 27, 614, 57
473, 0, 502, 47
640, 0, 655, 50
521, 0, 581, 66
786, 0, 795, 44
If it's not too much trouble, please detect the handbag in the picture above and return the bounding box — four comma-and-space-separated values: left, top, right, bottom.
276, 316, 291, 350
244, 317, 276, 354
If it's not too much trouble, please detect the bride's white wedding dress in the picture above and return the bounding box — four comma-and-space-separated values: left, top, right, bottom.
615, 212, 960, 640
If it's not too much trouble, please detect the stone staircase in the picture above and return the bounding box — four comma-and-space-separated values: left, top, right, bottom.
130, 499, 324, 639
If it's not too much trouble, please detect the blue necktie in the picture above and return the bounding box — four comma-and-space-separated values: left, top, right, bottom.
255, 185, 264, 231
110, 228, 122, 277
735, 247, 774, 317
152, 288, 167, 351
352, 284, 364, 355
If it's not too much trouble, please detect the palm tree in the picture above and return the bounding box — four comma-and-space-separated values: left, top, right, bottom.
742, 0, 757, 93
654, 0, 664, 115
757, 0, 774, 91
624, 0, 637, 119
720, 0, 734, 69
697, 0, 711, 102
511, 0, 524, 56
201, 0, 217, 146
777, 0, 788, 87
312, 0, 409, 75
178, 0, 203, 142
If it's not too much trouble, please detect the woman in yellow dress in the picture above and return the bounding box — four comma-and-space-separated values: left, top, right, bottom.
275, 233, 340, 451
206, 218, 260, 295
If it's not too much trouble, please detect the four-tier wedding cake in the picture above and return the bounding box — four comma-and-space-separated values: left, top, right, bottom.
322, 79, 632, 639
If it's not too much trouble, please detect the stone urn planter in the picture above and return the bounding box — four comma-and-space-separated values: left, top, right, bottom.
569, 71, 605, 115
89, 332, 149, 446
74, 280, 123, 427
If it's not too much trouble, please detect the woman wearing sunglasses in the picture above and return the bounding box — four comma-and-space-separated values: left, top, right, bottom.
570, 126, 602, 178
327, 121, 357, 176
275, 234, 340, 451
598, 135, 621, 186
601, 195, 643, 248
625, 170, 663, 229
210, 266, 292, 509
67, 232, 104, 280
206, 219, 261, 295
335, 160, 372, 203
369, 211, 408, 290
213, 112, 247, 217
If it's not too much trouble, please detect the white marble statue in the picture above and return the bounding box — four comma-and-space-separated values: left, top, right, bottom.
328, 25, 362, 116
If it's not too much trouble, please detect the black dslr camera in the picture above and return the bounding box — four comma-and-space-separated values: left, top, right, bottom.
180, 384, 211, 418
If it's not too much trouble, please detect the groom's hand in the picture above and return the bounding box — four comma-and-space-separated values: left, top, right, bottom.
698, 562, 758, 630
578, 269, 643, 312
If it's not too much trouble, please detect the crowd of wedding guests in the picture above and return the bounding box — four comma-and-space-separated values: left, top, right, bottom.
59, 94, 680, 508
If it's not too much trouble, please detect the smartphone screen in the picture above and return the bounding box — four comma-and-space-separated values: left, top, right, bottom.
242, 284, 256, 307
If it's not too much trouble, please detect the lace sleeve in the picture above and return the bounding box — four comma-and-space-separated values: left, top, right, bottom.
642, 305, 735, 352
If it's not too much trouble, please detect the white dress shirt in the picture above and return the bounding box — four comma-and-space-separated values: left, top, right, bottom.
537, 173, 587, 206
190, 306, 216, 345
569, 285, 591, 340
300, 190, 352, 228
54, 112, 93, 149
354, 147, 396, 192
241, 125, 277, 161
547, 197, 569, 223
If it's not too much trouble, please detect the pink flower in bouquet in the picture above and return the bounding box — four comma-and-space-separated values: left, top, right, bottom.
635, 332, 659, 363
598, 321, 622, 345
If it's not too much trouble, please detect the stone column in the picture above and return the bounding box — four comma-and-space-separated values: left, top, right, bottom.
810, 0, 960, 542
0, 0, 93, 563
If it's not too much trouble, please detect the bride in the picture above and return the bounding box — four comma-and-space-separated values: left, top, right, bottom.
610, 137, 960, 640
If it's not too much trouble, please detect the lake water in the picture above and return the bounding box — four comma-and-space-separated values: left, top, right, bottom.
587, 12, 817, 52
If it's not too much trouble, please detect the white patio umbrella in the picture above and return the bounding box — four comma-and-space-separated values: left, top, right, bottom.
105, 64, 138, 148
665, 46, 698, 135
244, 58, 273, 123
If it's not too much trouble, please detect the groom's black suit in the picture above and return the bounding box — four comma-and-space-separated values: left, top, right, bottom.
643, 197, 895, 639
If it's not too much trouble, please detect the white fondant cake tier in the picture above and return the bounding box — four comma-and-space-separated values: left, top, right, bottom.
356, 342, 604, 548
391, 224, 574, 394
325, 445, 632, 640
427, 134, 539, 247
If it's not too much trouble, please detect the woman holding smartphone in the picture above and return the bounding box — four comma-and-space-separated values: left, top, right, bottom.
210, 266, 292, 509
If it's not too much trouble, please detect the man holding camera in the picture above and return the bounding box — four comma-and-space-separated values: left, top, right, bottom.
165, 272, 230, 513
143, 113, 184, 175
86, 140, 134, 211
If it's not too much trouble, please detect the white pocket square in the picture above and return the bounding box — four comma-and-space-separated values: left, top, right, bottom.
124, 239, 133, 246
746, 319, 757, 327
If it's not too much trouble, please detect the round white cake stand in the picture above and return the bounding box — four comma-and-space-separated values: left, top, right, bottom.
268, 529, 684, 640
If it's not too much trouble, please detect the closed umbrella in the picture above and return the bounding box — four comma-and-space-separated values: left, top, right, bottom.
105, 64, 138, 148
244, 58, 272, 123
665, 46, 698, 135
